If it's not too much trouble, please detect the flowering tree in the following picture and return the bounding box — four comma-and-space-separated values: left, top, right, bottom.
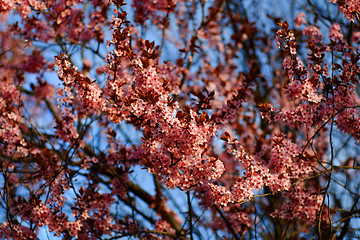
0, 0, 360, 239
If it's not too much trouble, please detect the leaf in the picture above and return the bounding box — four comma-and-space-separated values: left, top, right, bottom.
220, 132, 231, 141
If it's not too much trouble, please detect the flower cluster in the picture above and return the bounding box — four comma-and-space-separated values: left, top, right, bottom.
0, 77, 28, 157
272, 185, 329, 225
329, 0, 360, 21
55, 54, 106, 116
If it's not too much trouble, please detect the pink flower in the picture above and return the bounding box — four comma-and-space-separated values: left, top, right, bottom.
0, 0, 17, 13
294, 12, 306, 27
34, 82, 55, 100
283, 56, 293, 69
330, 0, 360, 21
271, 186, 329, 225
329, 23, 344, 41
303, 25, 323, 43
23, 50, 47, 73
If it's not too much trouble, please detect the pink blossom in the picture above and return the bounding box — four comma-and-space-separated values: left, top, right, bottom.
34, 82, 55, 100
294, 12, 306, 27
0, 0, 17, 13
283, 56, 293, 69
272, 186, 329, 225
329, 23, 344, 41
303, 25, 323, 43
329, 0, 360, 21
